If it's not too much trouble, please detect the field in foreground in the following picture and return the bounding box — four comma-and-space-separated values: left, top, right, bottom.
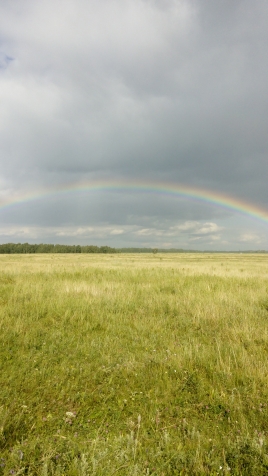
0, 253, 268, 475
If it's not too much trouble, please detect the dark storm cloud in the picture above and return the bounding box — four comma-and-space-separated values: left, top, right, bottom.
0, 0, 268, 249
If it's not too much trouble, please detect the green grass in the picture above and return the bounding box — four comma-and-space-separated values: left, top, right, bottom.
1, 253, 268, 475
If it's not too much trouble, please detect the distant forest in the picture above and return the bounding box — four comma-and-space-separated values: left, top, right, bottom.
0, 243, 117, 254
0, 243, 266, 254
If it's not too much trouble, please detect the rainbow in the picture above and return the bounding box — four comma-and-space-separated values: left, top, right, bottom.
0, 178, 268, 225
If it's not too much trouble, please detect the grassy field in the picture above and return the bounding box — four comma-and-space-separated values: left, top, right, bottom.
0, 253, 268, 475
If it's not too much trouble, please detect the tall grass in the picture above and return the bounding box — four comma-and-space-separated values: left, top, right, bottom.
1, 253, 268, 475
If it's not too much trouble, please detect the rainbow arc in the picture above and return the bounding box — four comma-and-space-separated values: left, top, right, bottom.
0, 179, 268, 224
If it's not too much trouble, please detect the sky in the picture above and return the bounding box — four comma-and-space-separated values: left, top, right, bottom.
0, 0, 268, 250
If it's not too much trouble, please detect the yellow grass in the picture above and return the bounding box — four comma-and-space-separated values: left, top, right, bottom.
0, 253, 268, 475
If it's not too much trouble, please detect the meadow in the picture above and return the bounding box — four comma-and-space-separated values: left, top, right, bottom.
0, 253, 268, 475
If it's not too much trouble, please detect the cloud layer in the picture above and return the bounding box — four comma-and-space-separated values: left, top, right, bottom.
0, 0, 268, 249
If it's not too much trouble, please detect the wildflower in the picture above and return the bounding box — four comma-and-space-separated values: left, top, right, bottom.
66, 411, 76, 418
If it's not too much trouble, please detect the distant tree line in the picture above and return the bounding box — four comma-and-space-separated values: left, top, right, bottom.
118, 247, 191, 253
117, 248, 268, 253
0, 243, 117, 254
0, 243, 266, 254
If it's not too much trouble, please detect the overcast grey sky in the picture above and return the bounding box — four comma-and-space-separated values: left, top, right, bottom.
0, 0, 268, 250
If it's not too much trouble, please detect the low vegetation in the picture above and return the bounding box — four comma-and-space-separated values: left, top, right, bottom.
0, 253, 268, 475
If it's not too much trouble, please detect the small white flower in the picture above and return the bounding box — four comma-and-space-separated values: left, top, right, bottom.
66, 411, 76, 419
